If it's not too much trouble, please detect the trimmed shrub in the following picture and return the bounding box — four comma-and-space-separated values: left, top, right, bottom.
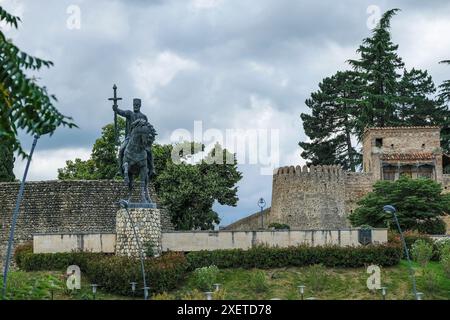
441, 252, 450, 278
186, 243, 402, 270
85, 252, 189, 296
14, 244, 189, 296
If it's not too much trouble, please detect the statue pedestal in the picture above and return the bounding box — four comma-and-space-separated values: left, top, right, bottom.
115, 207, 162, 257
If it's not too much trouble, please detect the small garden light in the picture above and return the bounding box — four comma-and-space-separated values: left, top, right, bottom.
143, 287, 150, 300
298, 285, 306, 300
204, 291, 213, 300
90, 284, 98, 300
130, 282, 137, 295
213, 284, 221, 292
416, 292, 424, 300
380, 287, 387, 300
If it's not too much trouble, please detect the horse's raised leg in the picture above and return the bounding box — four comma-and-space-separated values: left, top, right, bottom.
140, 166, 149, 203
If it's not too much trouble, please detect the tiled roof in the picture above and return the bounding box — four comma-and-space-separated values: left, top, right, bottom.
364, 126, 441, 134
380, 153, 435, 161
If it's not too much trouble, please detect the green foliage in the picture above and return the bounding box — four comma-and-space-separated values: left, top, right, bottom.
0, 6, 76, 157
14, 244, 189, 296
58, 118, 125, 180
300, 9, 450, 165
421, 269, 440, 293
305, 264, 329, 292
300, 71, 363, 171
0, 137, 15, 181
156, 143, 242, 230
441, 252, 450, 278
58, 128, 242, 230
249, 271, 269, 293
190, 265, 220, 291
349, 176, 450, 232
416, 219, 447, 235
186, 243, 402, 270
85, 253, 188, 296
143, 240, 155, 258
0, 271, 62, 300
268, 223, 290, 230
411, 240, 433, 267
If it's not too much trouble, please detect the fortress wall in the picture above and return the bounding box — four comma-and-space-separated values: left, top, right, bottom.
0, 180, 172, 265
344, 172, 374, 215
269, 165, 348, 229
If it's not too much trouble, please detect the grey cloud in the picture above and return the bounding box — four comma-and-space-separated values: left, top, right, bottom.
8, 0, 450, 225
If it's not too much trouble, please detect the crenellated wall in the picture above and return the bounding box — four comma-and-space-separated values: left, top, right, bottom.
269, 165, 350, 229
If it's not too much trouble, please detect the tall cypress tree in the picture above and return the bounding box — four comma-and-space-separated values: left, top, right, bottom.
300, 71, 363, 171
348, 8, 404, 136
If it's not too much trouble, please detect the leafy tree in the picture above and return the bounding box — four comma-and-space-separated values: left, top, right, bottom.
58, 118, 125, 180
348, 8, 404, 134
300, 71, 363, 171
349, 176, 450, 232
0, 6, 75, 157
156, 143, 242, 230
0, 138, 15, 181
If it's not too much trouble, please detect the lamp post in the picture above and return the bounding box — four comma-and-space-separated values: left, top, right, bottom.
2, 135, 40, 300
258, 198, 266, 229
383, 205, 418, 300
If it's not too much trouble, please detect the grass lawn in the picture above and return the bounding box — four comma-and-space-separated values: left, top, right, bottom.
1, 260, 449, 300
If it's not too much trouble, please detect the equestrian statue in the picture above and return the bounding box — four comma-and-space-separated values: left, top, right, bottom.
109, 85, 157, 204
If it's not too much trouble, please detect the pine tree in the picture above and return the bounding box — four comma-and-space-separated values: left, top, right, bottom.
300, 71, 363, 171
438, 60, 450, 153
398, 68, 446, 126
348, 8, 404, 136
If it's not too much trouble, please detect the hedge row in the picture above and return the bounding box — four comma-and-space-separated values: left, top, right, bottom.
186, 243, 402, 270
14, 242, 402, 296
14, 244, 189, 296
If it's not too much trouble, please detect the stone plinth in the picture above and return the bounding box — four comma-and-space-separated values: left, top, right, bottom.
115, 208, 162, 257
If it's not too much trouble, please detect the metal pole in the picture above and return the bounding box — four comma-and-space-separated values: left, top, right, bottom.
120, 201, 148, 300
2, 135, 39, 300
392, 211, 418, 299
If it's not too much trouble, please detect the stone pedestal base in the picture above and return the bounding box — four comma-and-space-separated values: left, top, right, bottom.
115, 208, 162, 257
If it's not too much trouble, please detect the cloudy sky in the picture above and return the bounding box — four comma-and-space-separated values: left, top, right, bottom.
2, 0, 450, 226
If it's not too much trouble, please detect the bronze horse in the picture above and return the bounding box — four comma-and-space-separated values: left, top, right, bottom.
120, 118, 156, 203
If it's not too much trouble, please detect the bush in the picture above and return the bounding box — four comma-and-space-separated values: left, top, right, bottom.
390, 231, 441, 261
268, 223, 290, 230
411, 240, 433, 267
441, 252, 450, 278
186, 243, 402, 270
14, 244, 189, 296
249, 271, 269, 293
305, 264, 329, 292
434, 238, 450, 258
416, 219, 447, 235
190, 265, 220, 291
421, 269, 439, 293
